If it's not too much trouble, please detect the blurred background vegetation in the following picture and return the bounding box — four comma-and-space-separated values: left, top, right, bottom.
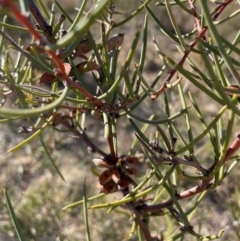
0, 0, 240, 240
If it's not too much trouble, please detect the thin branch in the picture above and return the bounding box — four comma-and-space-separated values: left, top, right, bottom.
151, 27, 208, 100
28, 0, 52, 37
138, 134, 240, 214
72, 127, 109, 158
212, 0, 234, 21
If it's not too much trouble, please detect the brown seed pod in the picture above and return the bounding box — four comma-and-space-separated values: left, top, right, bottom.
126, 155, 147, 178
99, 170, 112, 185
126, 166, 138, 176
75, 37, 92, 57
39, 72, 56, 84
125, 156, 139, 166
39, 63, 71, 84
100, 181, 117, 194
118, 177, 130, 190
76, 61, 104, 82
51, 113, 73, 128
107, 33, 124, 52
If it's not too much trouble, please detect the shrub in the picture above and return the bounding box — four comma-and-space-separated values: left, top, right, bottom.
1, 0, 240, 240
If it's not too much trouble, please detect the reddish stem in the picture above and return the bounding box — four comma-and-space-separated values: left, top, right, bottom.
139, 134, 240, 214
151, 0, 234, 100
223, 134, 240, 162
1, 0, 103, 105
213, 0, 234, 21
188, 0, 202, 33
107, 117, 117, 159
151, 26, 208, 100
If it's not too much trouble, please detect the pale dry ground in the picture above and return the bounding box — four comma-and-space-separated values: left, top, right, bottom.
0, 1, 240, 241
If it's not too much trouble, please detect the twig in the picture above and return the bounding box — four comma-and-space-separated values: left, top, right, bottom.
188, 0, 201, 33
212, 0, 234, 21
128, 204, 154, 241
151, 27, 208, 100
28, 0, 52, 37
72, 127, 109, 158
106, 117, 116, 158
139, 134, 240, 214
0, 29, 39, 59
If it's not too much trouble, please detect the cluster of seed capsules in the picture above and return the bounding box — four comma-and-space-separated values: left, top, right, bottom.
92, 155, 145, 194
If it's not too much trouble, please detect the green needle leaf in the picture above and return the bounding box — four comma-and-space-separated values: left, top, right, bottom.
4, 189, 26, 241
